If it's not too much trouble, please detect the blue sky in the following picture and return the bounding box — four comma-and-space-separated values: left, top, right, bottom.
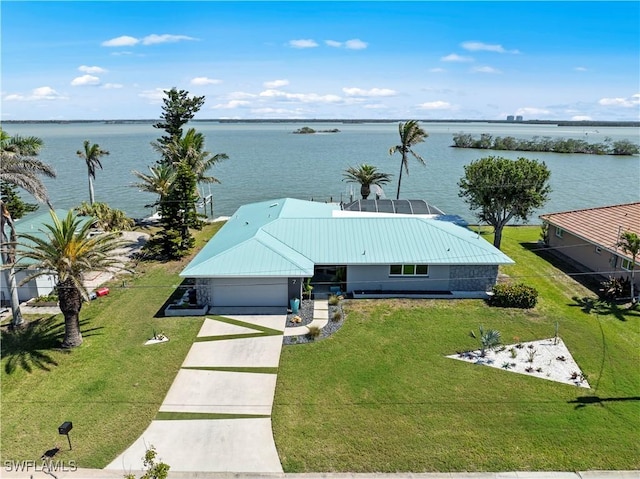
2, 1, 639, 121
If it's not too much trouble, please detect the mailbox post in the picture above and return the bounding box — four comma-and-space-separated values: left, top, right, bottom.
58, 421, 73, 450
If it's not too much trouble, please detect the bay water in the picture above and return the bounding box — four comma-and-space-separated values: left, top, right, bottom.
4, 121, 639, 223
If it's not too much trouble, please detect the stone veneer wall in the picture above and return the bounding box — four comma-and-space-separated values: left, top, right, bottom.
449, 265, 498, 292
195, 278, 210, 306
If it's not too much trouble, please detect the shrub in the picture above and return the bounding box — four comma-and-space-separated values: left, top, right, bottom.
328, 294, 341, 306
600, 276, 631, 301
331, 311, 342, 322
307, 325, 322, 340
489, 283, 538, 309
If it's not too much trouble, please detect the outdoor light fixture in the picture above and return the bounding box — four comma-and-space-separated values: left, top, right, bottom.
58, 421, 73, 450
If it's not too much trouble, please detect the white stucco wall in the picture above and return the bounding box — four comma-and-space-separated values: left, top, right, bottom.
347, 264, 451, 292
209, 277, 288, 307
0, 270, 56, 304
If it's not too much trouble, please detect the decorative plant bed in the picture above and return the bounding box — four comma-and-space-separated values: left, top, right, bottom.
28, 301, 59, 307
164, 304, 208, 317
447, 337, 591, 388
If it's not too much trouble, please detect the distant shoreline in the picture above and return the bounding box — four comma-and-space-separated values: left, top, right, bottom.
3, 119, 640, 127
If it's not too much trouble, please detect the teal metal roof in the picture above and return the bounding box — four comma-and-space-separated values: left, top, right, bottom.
181, 198, 513, 278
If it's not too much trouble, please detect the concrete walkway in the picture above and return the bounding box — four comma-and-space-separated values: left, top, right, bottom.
283, 300, 329, 337
105, 314, 287, 474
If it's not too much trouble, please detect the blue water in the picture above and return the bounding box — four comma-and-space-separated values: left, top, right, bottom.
4, 121, 639, 223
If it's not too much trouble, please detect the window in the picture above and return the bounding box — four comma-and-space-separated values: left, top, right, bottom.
621, 258, 637, 271
403, 264, 415, 275
555, 227, 564, 238
389, 264, 429, 276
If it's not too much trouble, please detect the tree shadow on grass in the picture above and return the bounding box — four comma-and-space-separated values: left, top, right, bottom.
1, 317, 105, 374
570, 296, 640, 322
568, 395, 640, 409
1, 316, 68, 374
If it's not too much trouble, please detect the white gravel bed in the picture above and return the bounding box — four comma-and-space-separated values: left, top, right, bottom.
447, 337, 591, 388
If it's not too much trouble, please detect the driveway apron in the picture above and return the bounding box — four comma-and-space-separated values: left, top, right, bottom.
105, 314, 286, 473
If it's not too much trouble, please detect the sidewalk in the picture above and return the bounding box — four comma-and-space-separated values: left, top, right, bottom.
3, 468, 639, 478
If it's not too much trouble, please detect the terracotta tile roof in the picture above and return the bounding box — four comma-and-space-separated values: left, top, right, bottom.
540, 202, 640, 258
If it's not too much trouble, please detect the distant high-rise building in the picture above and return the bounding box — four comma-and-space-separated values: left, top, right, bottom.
516, 115, 523, 122
506, 115, 515, 122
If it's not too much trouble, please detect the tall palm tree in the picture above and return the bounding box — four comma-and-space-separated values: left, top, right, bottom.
17, 210, 125, 348
618, 231, 639, 304
131, 164, 176, 209
1, 129, 56, 327
157, 128, 228, 188
388, 120, 428, 199
343, 164, 392, 199
77, 140, 109, 205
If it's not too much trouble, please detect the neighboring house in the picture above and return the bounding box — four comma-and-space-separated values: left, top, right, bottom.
539, 202, 640, 283
0, 209, 92, 305
180, 198, 514, 311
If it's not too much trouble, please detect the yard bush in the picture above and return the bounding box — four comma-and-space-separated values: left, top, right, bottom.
490, 282, 538, 308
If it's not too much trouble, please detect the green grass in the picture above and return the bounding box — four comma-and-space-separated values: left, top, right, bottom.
0, 223, 223, 467
272, 226, 640, 472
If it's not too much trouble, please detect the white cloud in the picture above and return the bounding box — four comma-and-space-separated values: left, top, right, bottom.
363, 104, 388, 109
79, 65, 107, 74
227, 91, 257, 100
417, 101, 453, 110
574, 66, 588, 72
191, 77, 222, 86
213, 100, 251, 109
4, 86, 67, 101
441, 53, 473, 62
345, 39, 368, 50
461, 41, 519, 54
598, 94, 640, 107
342, 87, 397, 97
289, 39, 318, 48
250, 107, 300, 115
325, 40, 342, 48
429, 68, 446, 73
102, 35, 139, 47
142, 34, 196, 45
103, 83, 123, 89
139, 88, 168, 102
259, 89, 341, 103
71, 74, 101, 86
472, 66, 501, 74
571, 115, 593, 121
516, 107, 551, 116
264, 79, 289, 89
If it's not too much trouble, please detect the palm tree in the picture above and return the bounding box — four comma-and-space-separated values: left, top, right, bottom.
1, 129, 56, 327
388, 120, 428, 199
470, 326, 501, 357
157, 128, 228, 189
17, 210, 125, 348
131, 164, 176, 208
77, 140, 109, 205
618, 231, 639, 304
343, 164, 392, 199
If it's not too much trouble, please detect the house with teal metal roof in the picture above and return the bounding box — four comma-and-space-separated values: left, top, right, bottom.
180, 198, 514, 311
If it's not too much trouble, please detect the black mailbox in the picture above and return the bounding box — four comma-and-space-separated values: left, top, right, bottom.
58, 421, 73, 435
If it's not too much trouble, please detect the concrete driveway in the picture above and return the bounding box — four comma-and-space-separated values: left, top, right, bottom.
105, 314, 286, 474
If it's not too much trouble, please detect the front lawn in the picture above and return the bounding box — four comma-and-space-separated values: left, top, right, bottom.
272, 226, 640, 472
0, 222, 223, 467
